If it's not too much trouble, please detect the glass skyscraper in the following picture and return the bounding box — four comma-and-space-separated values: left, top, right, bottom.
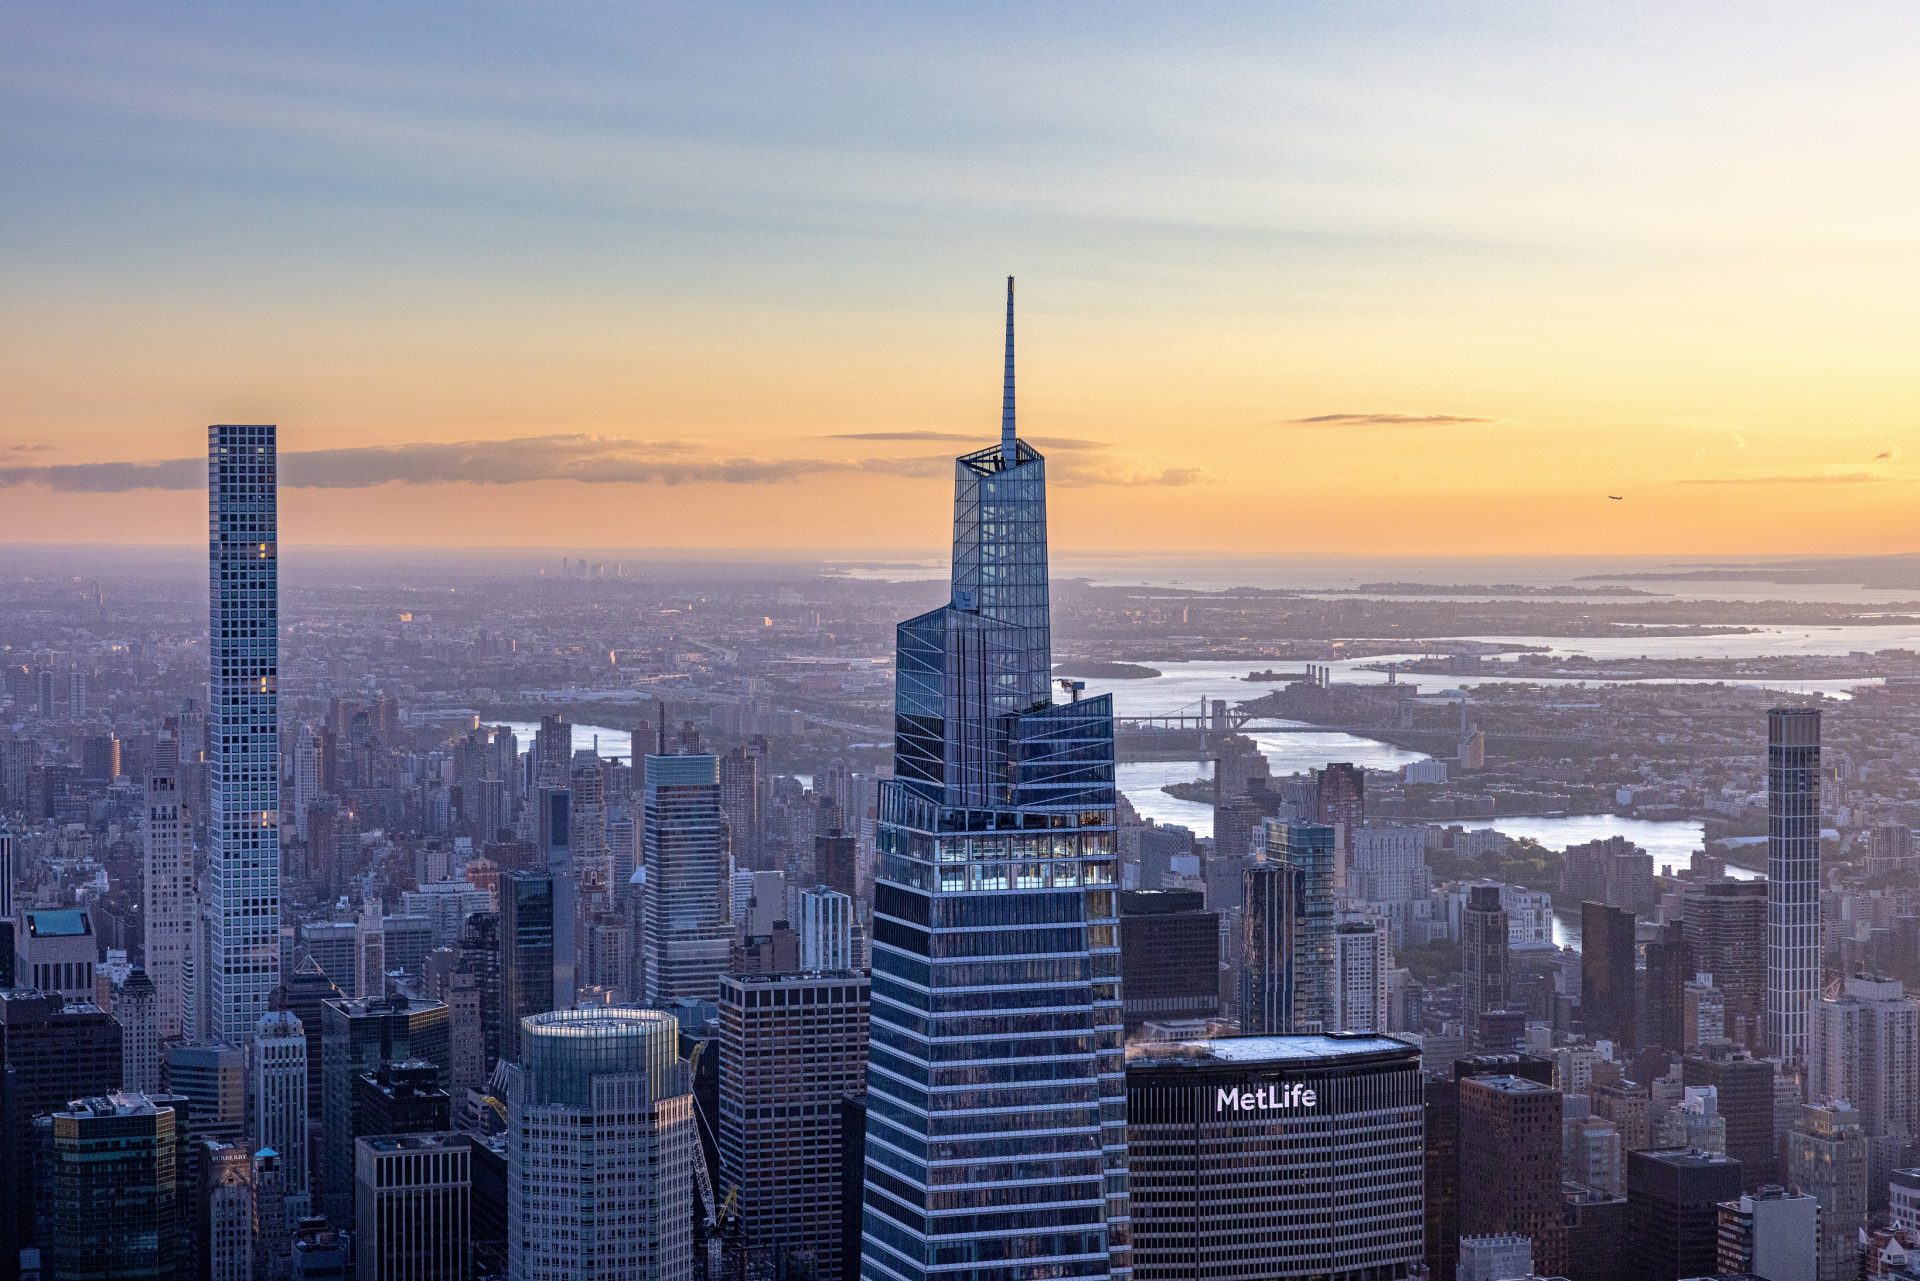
1766, 706, 1821, 1069
862, 280, 1131, 1281
208, 424, 281, 1044
641, 752, 732, 1005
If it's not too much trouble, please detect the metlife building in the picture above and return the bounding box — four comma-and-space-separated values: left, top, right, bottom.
1125, 1034, 1424, 1280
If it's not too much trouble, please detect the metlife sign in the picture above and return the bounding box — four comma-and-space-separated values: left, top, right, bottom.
1212, 1081, 1319, 1114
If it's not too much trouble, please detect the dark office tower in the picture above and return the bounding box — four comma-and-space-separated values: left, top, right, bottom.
1463, 885, 1512, 1052
45, 1093, 185, 1281
1682, 880, 1768, 1050
162, 1039, 247, 1145
1582, 901, 1639, 1050
720, 745, 765, 869
532, 713, 572, 788
291, 1216, 351, 1280
279, 954, 342, 1122
1424, 1056, 1554, 1281
1767, 707, 1821, 1070
353, 1058, 452, 1140
1643, 918, 1693, 1054
1126, 1035, 1424, 1281
498, 871, 556, 1065
1241, 859, 1297, 1035
0, 831, 12, 989
1313, 762, 1365, 890
208, 424, 281, 1045
0, 992, 123, 1268
719, 971, 870, 1280
1682, 1046, 1776, 1189
1457, 1075, 1569, 1276
1561, 1185, 1629, 1281
641, 753, 732, 1005
862, 279, 1130, 1281
1624, 1147, 1743, 1281
532, 785, 579, 1011
427, 911, 502, 1085
319, 993, 450, 1228
354, 1132, 471, 1281
1119, 889, 1219, 1032
815, 829, 858, 900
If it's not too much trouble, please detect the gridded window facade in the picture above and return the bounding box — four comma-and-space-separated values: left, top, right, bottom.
642, 753, 733, 1005
865, 283, 1130, 1281
1126, 1038, 1424, 1280
720, 973, 870, 1279
507, 1009, 695, 1281
1766, 707, 1820, 1067
208, 424, 281, 1045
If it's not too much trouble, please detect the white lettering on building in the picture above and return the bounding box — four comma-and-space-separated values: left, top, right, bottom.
1214, 1082, 1319, 1112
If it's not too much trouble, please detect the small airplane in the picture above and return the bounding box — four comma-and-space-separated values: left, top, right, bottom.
1607, 495, 1624, 501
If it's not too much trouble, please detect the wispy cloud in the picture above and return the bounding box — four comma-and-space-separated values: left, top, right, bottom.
1286, 413, 1494, 427
826, 431, 1110, 452
828, 431, 977, 443
0, 433, 1168, 491
1055, 463, 1214, 488
1680, 472, 1902, 486
0, 435, 912, 491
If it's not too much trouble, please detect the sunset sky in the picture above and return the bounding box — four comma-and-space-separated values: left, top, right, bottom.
5, 4, 1920, 556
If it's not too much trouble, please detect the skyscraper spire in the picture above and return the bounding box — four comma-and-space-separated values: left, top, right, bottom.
1001, 275, 1016, 464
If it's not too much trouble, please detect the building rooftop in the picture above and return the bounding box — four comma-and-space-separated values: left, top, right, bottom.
23, 909, 90, 938
1129, 1033, 1418, 1069
359, 1132, 468, 1154
1464, 1074, 1559, 1096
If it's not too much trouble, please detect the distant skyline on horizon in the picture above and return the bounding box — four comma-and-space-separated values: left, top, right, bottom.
6, 4, 1920, 555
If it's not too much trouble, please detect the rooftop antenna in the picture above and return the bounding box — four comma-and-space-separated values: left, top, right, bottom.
1001, 275, 1016, 466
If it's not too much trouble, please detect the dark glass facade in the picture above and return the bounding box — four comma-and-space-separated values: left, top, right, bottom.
1766, 707, 1820, 1067
863, 280, 1130, 1281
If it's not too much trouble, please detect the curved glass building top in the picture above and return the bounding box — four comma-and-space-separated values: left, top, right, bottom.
519, 1007, 685, 1106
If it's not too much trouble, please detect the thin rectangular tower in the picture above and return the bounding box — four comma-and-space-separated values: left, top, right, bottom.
862, 280, 1131, 1281
208, 424, 281, 1044
1766, 707, 1820, 1071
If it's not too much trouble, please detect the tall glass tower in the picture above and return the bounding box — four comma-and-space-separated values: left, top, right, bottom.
862, 280, 1131, 1281
208, 424, 280, 1044
1767, 706, 1821, 1070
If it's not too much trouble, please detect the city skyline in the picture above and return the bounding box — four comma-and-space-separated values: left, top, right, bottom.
7, 5, 1920, 555
5, 9, 1917, 1281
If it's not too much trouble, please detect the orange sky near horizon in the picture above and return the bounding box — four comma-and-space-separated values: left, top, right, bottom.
6, 5, 1920, 557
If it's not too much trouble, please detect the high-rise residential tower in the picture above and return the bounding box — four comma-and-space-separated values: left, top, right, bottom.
1462, 884, 1512, 1051
209, 424, 281, 1044
862, 280, 1131, 1281
143, 728, 194, 1042
1767, 707, 1820, 1069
